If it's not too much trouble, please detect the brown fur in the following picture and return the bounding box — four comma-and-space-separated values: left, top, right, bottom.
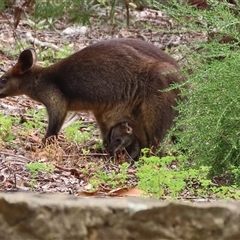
0, 38, 184, 148
104, 122, 140, 162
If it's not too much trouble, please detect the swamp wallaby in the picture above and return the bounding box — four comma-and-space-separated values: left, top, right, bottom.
0, 38, 183, 149
104, 122, 140, 164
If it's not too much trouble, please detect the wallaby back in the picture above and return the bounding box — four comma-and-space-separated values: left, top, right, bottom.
0, 38, 184, 149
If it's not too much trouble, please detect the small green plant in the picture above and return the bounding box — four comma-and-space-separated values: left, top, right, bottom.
27, 0, 148, 28
26, 162, 55, 174
0, 0, 6, 10
209, 185, 240, 199
94, 140, 105, 151
39, 46, 73, 66
0, 114, 17, 142
136, 154, 240, 199
118, 162, 129, 184
89, 162, 129, 189
30, 0, 97, 27
64, 121, 93, 144
31, 0, 65, 28
26, 162, 55, 189
136, 155, 187, 198
90, 169, 119, 189
21, 109, 46, 137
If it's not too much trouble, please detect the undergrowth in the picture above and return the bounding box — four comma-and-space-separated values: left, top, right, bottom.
64, 121, 94, 144
29, 0, 148, 28
151, 0, 240, 186
26, 162, 55, 189
136, 154, 240, 199
0, 114, 17, 142
2, 0, 240, 198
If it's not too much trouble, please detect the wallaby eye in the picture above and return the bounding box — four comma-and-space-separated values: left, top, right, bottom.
0, 77, 8, 86
115, 137, 122, 144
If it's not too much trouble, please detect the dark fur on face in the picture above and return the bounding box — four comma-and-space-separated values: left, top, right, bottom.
104, 122, 140, 163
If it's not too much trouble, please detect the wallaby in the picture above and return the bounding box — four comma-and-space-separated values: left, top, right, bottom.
0, 38, 183, 150
104, 122, 140, 165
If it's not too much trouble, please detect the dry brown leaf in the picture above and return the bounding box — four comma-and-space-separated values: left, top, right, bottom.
77, 187, 146, 197
107, 187, 146, 197
77, 187, 108, 197
77, 190, 100, 197
29, 133, 41, 143
153, 165, 159, 169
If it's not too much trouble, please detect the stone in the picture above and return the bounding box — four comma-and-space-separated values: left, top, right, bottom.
0, 193, 240, 240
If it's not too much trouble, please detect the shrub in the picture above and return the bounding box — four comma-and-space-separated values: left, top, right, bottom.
31, 0, 148, 27
150, 0, 240, 185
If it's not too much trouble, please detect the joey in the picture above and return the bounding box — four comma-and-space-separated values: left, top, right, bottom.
104, 122, 140, 165
0, 38, 184, 150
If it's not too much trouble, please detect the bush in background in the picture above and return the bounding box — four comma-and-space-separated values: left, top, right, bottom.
151, 0, 240, 185
30, 0, 148, 27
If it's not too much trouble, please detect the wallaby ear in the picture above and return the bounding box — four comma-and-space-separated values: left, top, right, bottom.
13, 48, 37, 75
124, 122, 132, 134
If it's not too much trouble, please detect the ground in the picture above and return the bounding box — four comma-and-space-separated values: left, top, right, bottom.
0, 2, 207, 198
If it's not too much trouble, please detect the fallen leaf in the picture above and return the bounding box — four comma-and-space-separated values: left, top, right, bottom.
107, 187, 146, 197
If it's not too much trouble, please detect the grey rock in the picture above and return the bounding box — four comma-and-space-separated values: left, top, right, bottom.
0, 193, 240, 240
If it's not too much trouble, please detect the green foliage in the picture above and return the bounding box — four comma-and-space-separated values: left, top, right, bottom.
64, 121, 93, 144
3, 42, 30, 60
22, 109, 46, 134
151, 0, 240, 36
67, 0, 99, 25
90, 162, 129, 189
0, 114, 17, 142
174, 51, 240, 179
26, 162, 55, 175
136, 155, 240, 199
32, 0, 66, 28
39, 46, 73, 66
30, 0, 100, 27
28, 0, 148, 28
0, 0, 5, 10
94, 140, 105, 151
137, 155, 187, 198
150, 0, 240, 185
26, 162, 55, 189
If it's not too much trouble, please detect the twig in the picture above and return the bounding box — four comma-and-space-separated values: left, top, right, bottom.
0, 102, 19, 110
63, 152, 108, 157
53, 164, 85, 180
13, 173, 17, 188
0, 151, 32, 163
53, 163, 72, 172
26, 31, 62, 51
61, 113, 80, 130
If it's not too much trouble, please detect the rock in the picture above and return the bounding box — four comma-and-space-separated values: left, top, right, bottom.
0, 193, 240, 240
62, 26, 89, 35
